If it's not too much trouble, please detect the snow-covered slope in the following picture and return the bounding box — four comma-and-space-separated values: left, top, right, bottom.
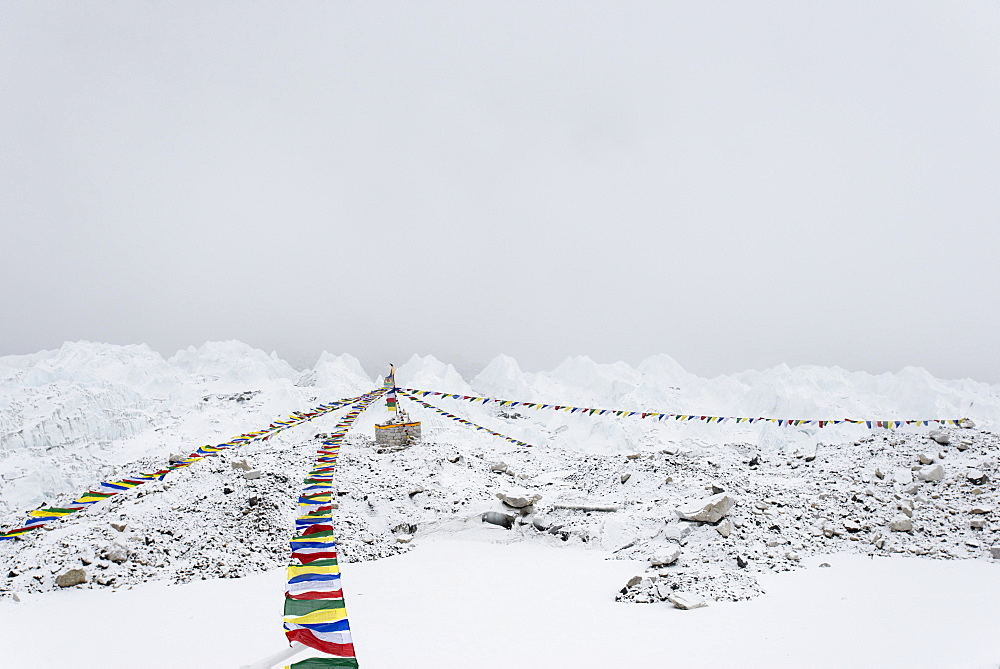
2, 341, 998, 516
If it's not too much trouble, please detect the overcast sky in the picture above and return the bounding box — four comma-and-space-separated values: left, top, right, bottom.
1, 2, 998, 381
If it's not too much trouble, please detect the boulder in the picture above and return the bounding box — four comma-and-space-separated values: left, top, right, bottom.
650, 546, 682, 567
928, 430, 951, 445
967, 470, 989, 485
716, 519, 733, 538
55, 569, 86, 588
991, 547, 1000, 560
243, 470, 262, 480
918, 453, 935, 465
958, 418, 976, 429
231, 459, 251, 471
102, 544, 128, 564
110, 522, 127, 533
969, 505, 994, 515
675, 493, 735, 523
889, 516, 913, 532
496, 490, 542, 509
481, 511, 515, 529
916, 464, 945, 482
667, 592, 708, 610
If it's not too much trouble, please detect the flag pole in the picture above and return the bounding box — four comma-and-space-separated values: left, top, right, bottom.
239, 641, 306, 669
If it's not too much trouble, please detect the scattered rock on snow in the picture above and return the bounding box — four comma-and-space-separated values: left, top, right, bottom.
675, 493, 735, 523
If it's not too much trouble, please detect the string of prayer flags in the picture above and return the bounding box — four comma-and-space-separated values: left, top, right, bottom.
397, 389, 534, 448
0, 393, 368, 542
400, 387, 966, 430
284, 387, 384, 665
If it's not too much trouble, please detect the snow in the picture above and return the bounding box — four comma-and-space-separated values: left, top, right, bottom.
1, 340, 999, 667
2, 538, 999, 668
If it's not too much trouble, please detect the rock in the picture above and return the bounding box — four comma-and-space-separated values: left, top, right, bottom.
956, 440, 972, 451
889, 516, 913, 532
532, 516, 552, 532
396, 535, 413, 544
736, 555, 749, 568
822, 522, 837, 538
675, 493, 735, 523
446, 454, 462, 463
786, 552, 801, 561
875, 468, 885, 480
819, 562, 831, 568
110, 522, 127, 532
749, 455, 760, 467
626, 575, 643, 588
620, 473, 631, 484
991, 547, 1000, 560
481, 511, 515, 529
969, 505, 994, 515
168, 453, 185, 464
843, 520, 862, 533
242, 470, 262, 480
966, 470, 989, 485
716, 519, 732, 538
708, 481, 725, 494
918, 453, 935, 465
55, 569, 87, 588
958, 418, 976, 429
230, 459, 251, 471
928, 430, 951, 445
247, 494, 260, 507
970, 519, 987, 530
95, 575, 115, 586
667, 592, 708, 610
11, 592, 20, 602
898, 500, 914, 518
650, 546, 682, 567
223, 486, 234, 495
893, 469, 913, 485
916, 464, 945, 482
496, 490, 542, 509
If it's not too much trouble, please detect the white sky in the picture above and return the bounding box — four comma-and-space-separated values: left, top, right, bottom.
1, 2, 998, 381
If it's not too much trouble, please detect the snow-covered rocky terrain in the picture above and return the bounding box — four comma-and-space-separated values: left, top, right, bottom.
1, 341, 997, 608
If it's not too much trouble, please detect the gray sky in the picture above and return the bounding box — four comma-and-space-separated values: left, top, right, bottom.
2, 2, 998, 381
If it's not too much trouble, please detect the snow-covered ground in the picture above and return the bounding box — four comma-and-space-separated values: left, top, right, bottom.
2, 537, 999, 668
1, 341, 999, 667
